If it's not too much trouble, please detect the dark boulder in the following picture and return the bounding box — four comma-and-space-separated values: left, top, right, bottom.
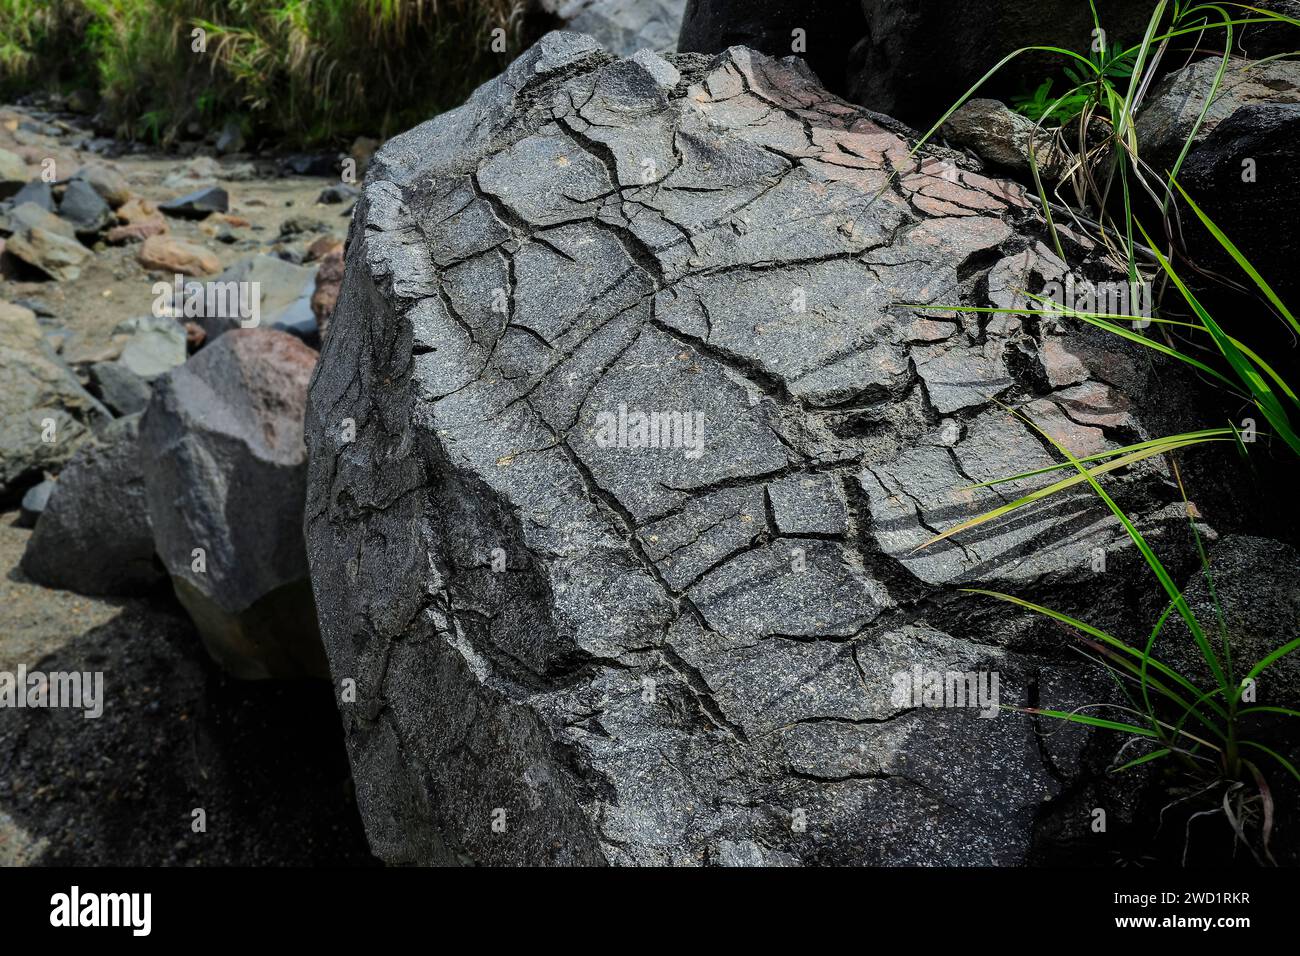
20, 415, 163, 595
140, 329, 327, 680
305, 34, 1215, 865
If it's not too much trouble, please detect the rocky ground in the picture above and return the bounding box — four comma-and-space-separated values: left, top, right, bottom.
0, 104, 374, 867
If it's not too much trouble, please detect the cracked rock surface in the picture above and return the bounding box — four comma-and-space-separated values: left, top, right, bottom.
306, 35, 1204, 865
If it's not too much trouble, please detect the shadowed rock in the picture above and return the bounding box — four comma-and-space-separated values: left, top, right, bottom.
140, 328, 327, 680
305, 35, 1203, 866
21, 414, 163, 596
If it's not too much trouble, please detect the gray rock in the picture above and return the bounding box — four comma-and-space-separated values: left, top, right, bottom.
17, 478, 54, 528
4, 201, 74, 239
58, 177, 114, 235
305, 38, 1207, 865
1182, 102, 1300, 283
1137, 60, 1300, 303
3, 202, 89, 280
8, 180, 54, 213
1136, 58, 1300, 177
140, 329, 326, 679
0, 148, 27, 197
1161, 535, 1300, 711
72, 163, 132, 208
159, 185, 230, 219
317, 184, 360, 205
0, 303, 110, 499
197, 254, 317, 343
20, 415, 163, 595
543, 0, 686, 55
113, 315, 188, 381
215, 120, 246, 155
90, 360, 152, 415
942, 98, 1069, 179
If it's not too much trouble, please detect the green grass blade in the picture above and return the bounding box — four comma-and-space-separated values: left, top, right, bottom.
1171, 178, 1300, 338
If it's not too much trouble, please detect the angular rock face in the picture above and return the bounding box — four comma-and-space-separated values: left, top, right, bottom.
141, 329, 327, 680
306, 35, 1201, 865
21, 414, 163, 596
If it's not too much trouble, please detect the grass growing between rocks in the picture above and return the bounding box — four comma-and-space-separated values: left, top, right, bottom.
0, 0, 538, 146
905, 1, 1300, 859
970, 409, 1300, 863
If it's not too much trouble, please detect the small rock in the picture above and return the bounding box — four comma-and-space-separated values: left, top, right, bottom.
0, 147, 28, 195
72, 163, 132, 207
8, 179, 54, 212
139, 329, 327, 678
349, 136, 380, 179
159, 185, 230, 219
5, 221, 89, 281
57, 178, 113, 234
317, 183, 360, 205
200, 254, 316, 343
106, 217, 168, 244
0, 304, 110, 499
282, 153, 339, 177
113, 315, 188, 381
89, 359, 152, 415
17, 478, 54, 528
5, 200, 73, 238
184, 321, 205, 351
942, 98, 1069, 179
305, 234, 343, 261
310, 247, 344, 342
138, 235, 220, 276
115, 196, 160, 223
215, 119, 246, 155
278, 215, 328, 239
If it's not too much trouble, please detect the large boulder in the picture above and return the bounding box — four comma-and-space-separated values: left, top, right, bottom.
140, 329, 327, 680
306, 35, 1211, 865
0, 301, 110, 501
1137, 59, 1300, 306
20, 415, 163, 596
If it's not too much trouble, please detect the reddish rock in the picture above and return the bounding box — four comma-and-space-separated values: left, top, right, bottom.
306, 234, 343, 262
184, 321, 206, 352
310, 247, 345, 340
115, 197, 160, 223
107, 217, 168, 244
138, 235, 220, 276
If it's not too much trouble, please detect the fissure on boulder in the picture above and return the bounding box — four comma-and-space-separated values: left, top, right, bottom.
305, 33, 1222, 865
